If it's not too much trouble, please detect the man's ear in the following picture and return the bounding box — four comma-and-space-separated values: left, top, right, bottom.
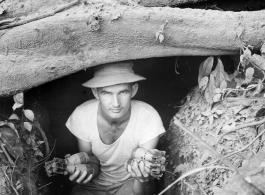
131, 83, 139, 98
91, 88, 99, 99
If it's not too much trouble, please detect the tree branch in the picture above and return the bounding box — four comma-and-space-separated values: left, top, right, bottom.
173, 118, 239, 172
1, 2, 265, 96
0, 0, 80, 30
218, 117, 265, 143
206, 129, 265, 166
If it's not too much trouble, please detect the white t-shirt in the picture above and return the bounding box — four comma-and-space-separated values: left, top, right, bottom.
66, 99, 165, 186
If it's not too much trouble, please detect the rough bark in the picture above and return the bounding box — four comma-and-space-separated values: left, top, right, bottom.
0, 0, 265, 96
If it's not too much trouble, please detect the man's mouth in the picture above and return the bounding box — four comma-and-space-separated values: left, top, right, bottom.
110, 109, 121, 113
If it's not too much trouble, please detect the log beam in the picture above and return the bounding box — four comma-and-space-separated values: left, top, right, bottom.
0, 1, 265, 96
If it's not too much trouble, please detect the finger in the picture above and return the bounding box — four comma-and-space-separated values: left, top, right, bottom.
69, 170, 80, 181
76, 171, 87, 183
132, 160, 143, 182
144, 161, 152, 173
145, 166, 151, 173
82, 174, 93, 184
64, 154, 71, 164
128, 165, 136, 177
139, 161, 148, 178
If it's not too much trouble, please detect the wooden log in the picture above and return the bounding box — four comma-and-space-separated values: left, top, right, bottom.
0, 1, 265, 96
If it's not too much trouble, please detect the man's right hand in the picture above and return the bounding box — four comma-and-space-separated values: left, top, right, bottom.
64, 154, 100, 184
68, 169, 93, 184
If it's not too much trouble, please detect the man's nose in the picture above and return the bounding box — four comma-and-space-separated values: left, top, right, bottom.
112, 95, 120, 107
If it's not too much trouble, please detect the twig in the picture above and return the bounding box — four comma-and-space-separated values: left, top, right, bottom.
0, 18, 16, 25
158, 166, 232, 195
10, 158, 19, 185
29, 159, 32, 195
195, 181, 207, 195
205, 129, 265, 166
174, 118, 239, 172
11, 158, 18, 176
36, 182, 52, 191
217, 117, 265, 143
0, 112, 9, 120
33, 122, 50, 157
183, 180, 195, 191
227, 97, 265, 101
165, 170, 177, 176
0, 142, 15, 166
0, 0, 80, 30
2, 167, 19, 195
250, 56, 265, 83
32, 139, 57, 169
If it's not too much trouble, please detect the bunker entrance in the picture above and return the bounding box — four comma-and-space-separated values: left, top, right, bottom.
0, 56, 236, 194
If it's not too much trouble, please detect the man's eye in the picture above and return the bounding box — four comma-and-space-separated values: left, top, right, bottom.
102, 92, 111, 95
120, 91, 128, 95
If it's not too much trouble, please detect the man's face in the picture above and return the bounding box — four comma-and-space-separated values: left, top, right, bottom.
95, 83, 137, 121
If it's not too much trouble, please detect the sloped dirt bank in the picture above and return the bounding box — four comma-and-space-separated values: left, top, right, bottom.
162, 47, 265, 195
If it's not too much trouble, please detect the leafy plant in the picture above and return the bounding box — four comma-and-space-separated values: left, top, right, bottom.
0, 92, 49, 195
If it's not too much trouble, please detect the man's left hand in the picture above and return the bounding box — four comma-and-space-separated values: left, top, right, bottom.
127, 158, 152, 182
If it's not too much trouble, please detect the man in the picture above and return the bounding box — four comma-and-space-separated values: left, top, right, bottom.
66, 62, 165, 195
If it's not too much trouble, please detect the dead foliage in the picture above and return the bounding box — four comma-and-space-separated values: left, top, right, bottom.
164, 44, 265, 195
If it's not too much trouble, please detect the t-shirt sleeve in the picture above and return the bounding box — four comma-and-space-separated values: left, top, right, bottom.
66, 108, 91, 142
138, 111, 165, 145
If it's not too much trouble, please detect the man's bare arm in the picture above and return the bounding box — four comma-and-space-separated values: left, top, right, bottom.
127, 136, 160, 180
67, 138, 100, 183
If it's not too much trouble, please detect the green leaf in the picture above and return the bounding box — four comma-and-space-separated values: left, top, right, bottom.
243, 67, 254, 83
211, 58, 229, 88
13, 92, 24, 104
220, 80, 227, 90
0, 121, 7, 126
198, 57, 214, 84
209, 115, 214, 126
201, 111, 212, 116
7, 122, 19, 138
205, 74, 216, 104
9, 114, 19, 120
12, 102, 23, 110
222, 122, 236, 132
23, 109, 34, 121
35, 150, 43, 157
215, 109, 225, 115
213, 93, 222, 102
199, 76, 209, 93
24, 122, 32, 131
16, 180, 23, 191
37, 141, 45, 145
223, 134, 236, 140
244, 47, 252, 57
215, 88, 221, 94
158, 33, 164, 43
